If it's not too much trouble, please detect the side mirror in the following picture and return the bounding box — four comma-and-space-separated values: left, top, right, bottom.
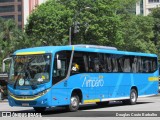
2, 62, 5, 73
56, 54, 61, 70
57, 60, 62, 70
2, 57, 11, 73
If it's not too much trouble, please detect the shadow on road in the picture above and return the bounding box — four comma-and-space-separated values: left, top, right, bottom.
3, 101, 153, 116
78, 101, 153, 111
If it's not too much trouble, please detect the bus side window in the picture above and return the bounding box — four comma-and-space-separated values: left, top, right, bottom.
132, 57, 137, 73
71, 51, 88, 74
152, 59, 157, 72
137, 57, 142, 73
98, 53, 106, 72
142, 58, 149, 73
83, 55, 89, 72
103, 54, 107, 72
112, 57, 118, 72
94, 58, 99, 72
118, 57, 124, 72
106, 56, 112, 72
124, 58, 131, 72
88, 53, 96, 72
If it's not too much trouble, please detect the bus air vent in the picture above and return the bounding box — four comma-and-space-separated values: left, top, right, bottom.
73, 44, 117, 51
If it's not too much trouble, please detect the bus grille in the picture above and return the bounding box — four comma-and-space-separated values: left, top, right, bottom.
15, 101, 37, 106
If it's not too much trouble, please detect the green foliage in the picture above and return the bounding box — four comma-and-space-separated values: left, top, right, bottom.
25, 0, 73, 46
149, 7, 160, 56
21, 0, 159, 55
0, 18, 29, 68
25, 0, 138, 47
121, 14, 157, 53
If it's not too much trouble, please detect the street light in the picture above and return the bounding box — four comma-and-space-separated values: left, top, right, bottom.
69, 7, 91, 45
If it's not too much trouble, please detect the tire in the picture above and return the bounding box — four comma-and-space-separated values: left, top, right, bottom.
66, 94, 80, 112
33, 107, 46, 112
96, 101, 109, 106
123, 89, 137, 105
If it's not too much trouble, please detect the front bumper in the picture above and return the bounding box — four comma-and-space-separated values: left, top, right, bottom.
8, 89, 52, 107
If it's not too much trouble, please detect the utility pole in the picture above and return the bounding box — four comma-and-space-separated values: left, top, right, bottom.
69, 27, 72, 45
68, 7, 91, 45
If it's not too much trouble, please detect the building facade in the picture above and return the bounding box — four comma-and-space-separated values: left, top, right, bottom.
0, 0, 47, 29
143, 0, 160, 16
23, 0, 47, 27
136, 0, 160, 16
136, 0, 144, 15
0, 0, 23, 28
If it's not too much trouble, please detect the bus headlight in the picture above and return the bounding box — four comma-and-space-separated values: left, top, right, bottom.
8, 90, 14, 96
35, 88, 50, 97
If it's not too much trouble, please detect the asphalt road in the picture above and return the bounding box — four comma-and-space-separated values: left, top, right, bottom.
0, 94, 160, 118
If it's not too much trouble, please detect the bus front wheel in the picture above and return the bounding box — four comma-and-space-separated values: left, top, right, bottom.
123, 89, 137, 105
33, 107, 46, 112
66, 94, 80, 112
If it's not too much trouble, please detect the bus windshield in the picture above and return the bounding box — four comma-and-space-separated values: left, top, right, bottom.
9, 54, 51, 87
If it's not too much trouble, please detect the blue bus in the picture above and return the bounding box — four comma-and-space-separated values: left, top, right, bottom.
7, 45, 159, 112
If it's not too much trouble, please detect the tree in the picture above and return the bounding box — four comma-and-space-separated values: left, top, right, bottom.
25, 0, 137, 47
62, 0, 124, 46
0, 18, 30, 68
0, 18, 16, 67
25, 0, 156, 54
149, 7, 160, 56
25, 0, 73, 46
120, 14, 157, 54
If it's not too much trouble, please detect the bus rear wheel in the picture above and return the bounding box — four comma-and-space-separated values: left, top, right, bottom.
66, 94, 80, 112
33, 107, 46, 112
123, 89, 137, 105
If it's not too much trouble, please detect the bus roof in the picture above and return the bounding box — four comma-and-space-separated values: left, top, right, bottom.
14, 45, 157, 57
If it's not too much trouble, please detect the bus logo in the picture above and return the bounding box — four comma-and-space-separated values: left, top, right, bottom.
82, 75, 104, 88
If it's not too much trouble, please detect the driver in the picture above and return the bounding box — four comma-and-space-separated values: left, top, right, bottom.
72, 63, 79, 72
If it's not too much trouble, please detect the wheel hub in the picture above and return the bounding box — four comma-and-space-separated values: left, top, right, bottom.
131, 92, 136, 102
71, 97, 78, 108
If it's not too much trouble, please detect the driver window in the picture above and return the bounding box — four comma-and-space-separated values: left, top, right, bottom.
52, 51, 71, 85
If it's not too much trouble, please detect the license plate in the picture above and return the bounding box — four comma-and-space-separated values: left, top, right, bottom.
22, 103, 29, 107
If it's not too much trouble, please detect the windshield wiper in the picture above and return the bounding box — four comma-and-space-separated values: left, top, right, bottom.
13, 75, 21, 89
30, 80, 37, 90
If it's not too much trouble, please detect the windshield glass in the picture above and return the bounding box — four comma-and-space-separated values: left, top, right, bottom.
9, 54, 51, 87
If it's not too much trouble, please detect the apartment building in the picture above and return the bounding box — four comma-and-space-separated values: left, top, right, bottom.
23, 0, 47, 27
0, 0, 47, 29
136, 0, 160, 16
0, 0, 23, 28
143, 0, 160, 15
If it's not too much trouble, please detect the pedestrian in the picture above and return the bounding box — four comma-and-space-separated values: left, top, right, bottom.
0, 85, 4, 100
